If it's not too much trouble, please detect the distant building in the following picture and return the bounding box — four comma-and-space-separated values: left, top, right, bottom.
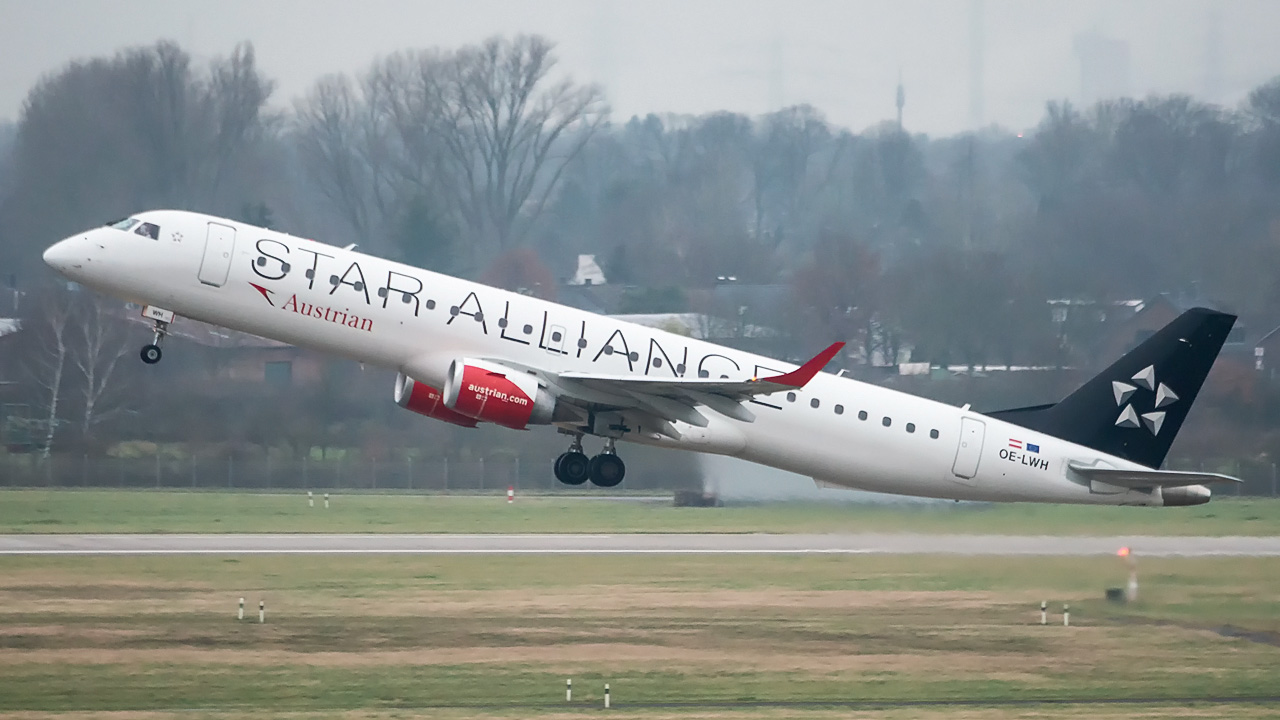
558, 283, 626, 316
613, 313, 779, 342
0, 319, 26, 450
1048, 297, 1144, 366
567, 254, 607, 286
0, 318, 21, 386
126, 314, 337, 389
1098, 293, 1245, 363
1098, 292, 1253, 404
1253, 325, 1280, 379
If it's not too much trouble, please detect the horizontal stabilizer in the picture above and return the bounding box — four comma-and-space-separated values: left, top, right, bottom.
1067, 462, 1241, 488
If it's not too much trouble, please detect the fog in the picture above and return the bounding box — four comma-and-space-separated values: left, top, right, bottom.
3, 0, 1280, 135
3, 1, 1280, 497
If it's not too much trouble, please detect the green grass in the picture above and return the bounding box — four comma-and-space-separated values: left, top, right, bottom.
0, 489, 1277, 535
0, 554, 1276, 717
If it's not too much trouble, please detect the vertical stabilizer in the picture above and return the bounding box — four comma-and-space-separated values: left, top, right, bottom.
989, 308, 1236, 468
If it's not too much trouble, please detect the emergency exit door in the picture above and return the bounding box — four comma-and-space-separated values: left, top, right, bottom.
951, 417, 986, 480
198, 222, 237, 287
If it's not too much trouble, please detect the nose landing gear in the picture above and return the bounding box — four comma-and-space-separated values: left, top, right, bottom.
140, 343, 163, 364
139, 306, 175, 365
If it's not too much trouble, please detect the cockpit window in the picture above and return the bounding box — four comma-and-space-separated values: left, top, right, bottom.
134, 222, 160, 240
108, 217, 139, 231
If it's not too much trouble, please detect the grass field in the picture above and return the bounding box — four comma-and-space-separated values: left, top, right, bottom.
0, 489, 1278, 535
0, 553, 1276, 718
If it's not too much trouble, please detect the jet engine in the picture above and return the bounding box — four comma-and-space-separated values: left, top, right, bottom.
442, 359, 556, 429
394, 373, 479, 428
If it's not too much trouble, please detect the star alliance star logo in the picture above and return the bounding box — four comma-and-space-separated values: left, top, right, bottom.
1112, 365, 1179, 435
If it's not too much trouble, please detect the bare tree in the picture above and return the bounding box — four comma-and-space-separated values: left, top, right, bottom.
295, 36, 606, 266
25, 288, 74, 458
294, 73, 399, 248
436, 35, 607, 254
205, 42, 277, 200
70, 296, 132, 443
118, 41, 205, 206
5, 40, 276, 280
751, 105, 831, 243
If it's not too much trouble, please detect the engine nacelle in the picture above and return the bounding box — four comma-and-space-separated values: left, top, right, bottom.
1162, 484, 1211, 506
443, 359, 556, 429
394, 373, 479, 428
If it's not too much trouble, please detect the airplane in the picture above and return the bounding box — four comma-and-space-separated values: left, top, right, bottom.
42, 210, 1241, 505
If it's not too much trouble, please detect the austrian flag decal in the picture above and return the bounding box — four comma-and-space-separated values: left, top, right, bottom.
1008, 438, 1039, 453
1001, 438, 1049, 471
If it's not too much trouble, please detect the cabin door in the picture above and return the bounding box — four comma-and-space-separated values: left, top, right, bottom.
951, 417, 986, 480
198, 222, 237, 287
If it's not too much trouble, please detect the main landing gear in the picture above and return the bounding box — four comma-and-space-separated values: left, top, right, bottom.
554, 436, 626, 488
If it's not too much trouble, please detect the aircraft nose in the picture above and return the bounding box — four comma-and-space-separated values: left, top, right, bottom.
43, 238, 83, 275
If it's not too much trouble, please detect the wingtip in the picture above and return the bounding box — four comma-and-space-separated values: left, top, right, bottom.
765, 341, 846, 388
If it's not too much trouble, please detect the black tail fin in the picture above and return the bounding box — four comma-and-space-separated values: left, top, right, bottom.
988, 307, 1237, 468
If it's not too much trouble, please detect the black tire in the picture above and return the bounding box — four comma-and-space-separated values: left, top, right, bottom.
588, 453, 625, 488
556, 451, 590, 486
140, 344, 163, 365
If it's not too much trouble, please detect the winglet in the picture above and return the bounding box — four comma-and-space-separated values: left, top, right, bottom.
762, 342, 846, 388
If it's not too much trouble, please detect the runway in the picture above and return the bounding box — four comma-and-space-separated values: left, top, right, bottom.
1, 533, 1279, 556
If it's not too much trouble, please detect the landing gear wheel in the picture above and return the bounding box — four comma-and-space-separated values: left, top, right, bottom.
139, 311, 172, 365
589, 453, 626, 488
554, 451, 591, 486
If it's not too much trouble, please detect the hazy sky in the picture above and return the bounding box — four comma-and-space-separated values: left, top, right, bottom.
3, 0, 1280, 136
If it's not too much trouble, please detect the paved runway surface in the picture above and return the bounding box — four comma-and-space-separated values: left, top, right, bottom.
1, 533, 1279, 556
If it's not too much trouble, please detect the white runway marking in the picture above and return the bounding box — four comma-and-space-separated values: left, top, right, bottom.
0, 548, 879, 555
1, 534, 1278, 556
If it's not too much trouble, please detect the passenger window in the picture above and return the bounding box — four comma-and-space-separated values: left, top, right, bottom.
930, 429, 940, 439
834, 404, 844, 415
882, 417, 892, 427
906, 423, 916, 433
810, 398, 820, 409
786, 392, 796, 403
858, 410, 868, 421
135, 222, 160, 240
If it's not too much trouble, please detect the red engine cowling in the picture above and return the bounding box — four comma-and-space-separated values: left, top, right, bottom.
442, 359, 556, 429
394, 373, 479, 428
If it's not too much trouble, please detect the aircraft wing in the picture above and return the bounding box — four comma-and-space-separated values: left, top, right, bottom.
1066, 462, 1242, 488
543, 342, 845, 429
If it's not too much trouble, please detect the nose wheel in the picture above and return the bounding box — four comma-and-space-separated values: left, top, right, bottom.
140, 344, 163, 364
139, 311, 172, 365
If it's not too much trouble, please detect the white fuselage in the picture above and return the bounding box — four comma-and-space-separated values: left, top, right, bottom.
44, 211, 1167, 505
